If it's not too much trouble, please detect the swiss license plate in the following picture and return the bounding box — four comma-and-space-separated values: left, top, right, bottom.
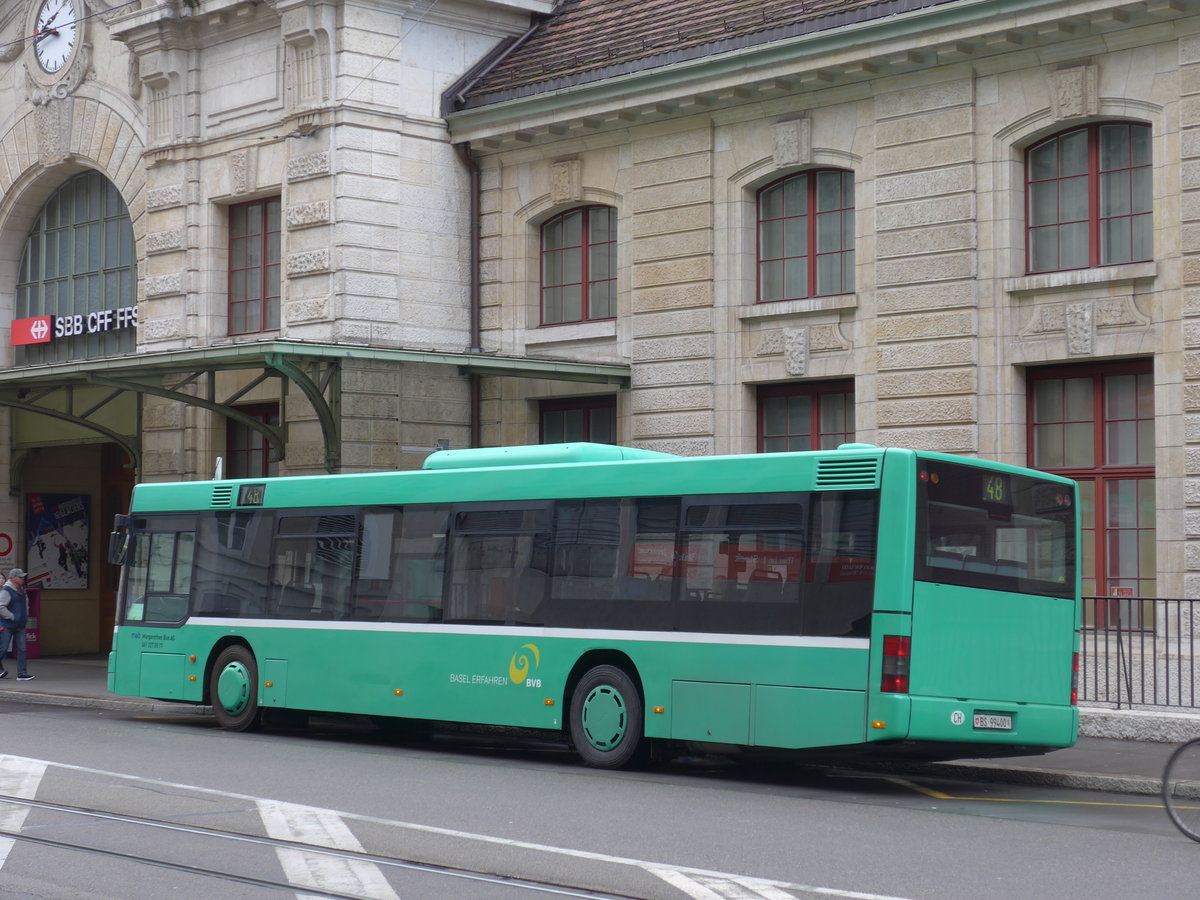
973, 713, 1013, 731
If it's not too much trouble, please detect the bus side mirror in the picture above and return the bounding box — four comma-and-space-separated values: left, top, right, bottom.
108, 532, 129, 565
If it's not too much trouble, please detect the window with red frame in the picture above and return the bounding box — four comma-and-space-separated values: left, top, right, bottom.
757, 170, 854, 302
758, 382, 854, 452
1028, 362, 1155, 627
1026, 122, 1152, 273
229, 198, 281, 335
541, 207, 616, 325
540, 397, 616, 444
227, 404, 280, 479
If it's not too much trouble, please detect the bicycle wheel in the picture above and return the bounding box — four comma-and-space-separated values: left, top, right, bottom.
1163, 738, 1200, 842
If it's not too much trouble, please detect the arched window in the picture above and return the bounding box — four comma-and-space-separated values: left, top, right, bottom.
757, 170, 854, 302
1026, 122, 1152, 273
540, 206, 616, 325
15, 172, 136, 364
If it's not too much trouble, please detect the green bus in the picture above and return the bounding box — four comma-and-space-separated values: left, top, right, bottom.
108, 443, 1080, 767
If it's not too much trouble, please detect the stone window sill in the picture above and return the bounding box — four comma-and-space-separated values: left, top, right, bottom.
526, 320, 617, 347
736, 294, 857, 321
1003, 262, 1157, 297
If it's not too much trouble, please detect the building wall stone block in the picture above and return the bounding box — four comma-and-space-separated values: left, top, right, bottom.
631, 128, 713, 164
630, 180, 712, 213
876, 223, 976, 258
875, 137, 974, 176
877, 339, 975, 370
632, 411, 714, 437
631, 360, 715, 387
877, 280, 976, 314
875, 166, 973, 203
632, 256, 713, 288
875, 252, 975, 286
877, 368, 976, 397
876, 310, 976, 342
875, 107, 973, 148
875, 425, 977, 452
877, 397, 976, 426
631, 334, 714, 361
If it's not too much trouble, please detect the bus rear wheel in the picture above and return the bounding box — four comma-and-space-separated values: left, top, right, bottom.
210, 645, 262, 732
569, 665, 645, 769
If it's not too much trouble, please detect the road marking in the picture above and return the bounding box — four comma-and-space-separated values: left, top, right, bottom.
646, 869, 909, 900
887, 777, 1167, 808
0, 756, 46, 867
258, 799, 401, 900
5, 755, 913, 900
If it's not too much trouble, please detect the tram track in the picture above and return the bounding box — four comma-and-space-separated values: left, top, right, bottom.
0, 794, 641, 900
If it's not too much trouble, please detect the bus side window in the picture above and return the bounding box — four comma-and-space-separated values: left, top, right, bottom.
447, 505, 549, 624
192, 511, 273, 617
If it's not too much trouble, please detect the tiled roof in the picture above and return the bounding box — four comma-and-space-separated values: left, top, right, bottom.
458, 0, 961, 108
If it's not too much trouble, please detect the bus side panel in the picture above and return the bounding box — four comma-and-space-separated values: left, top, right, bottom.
752, 685, 866, 749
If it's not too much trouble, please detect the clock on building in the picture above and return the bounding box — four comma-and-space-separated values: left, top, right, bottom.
31, 0, 78, 74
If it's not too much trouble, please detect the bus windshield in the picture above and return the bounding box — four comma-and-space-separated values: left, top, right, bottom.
915, 459, 1075, 599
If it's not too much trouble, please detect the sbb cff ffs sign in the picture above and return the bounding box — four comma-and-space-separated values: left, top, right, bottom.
11, 307, 138, 346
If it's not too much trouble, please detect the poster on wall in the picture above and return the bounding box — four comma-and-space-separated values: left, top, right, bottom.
26, 494, 89, 590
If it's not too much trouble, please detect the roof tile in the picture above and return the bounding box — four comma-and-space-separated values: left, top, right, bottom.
460, 0, 959, 108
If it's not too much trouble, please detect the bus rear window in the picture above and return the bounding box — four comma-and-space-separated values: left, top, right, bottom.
915, 461, 1075, 599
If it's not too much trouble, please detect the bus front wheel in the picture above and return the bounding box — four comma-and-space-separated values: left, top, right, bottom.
569, 665, 645, 769
210, 645, 262, 732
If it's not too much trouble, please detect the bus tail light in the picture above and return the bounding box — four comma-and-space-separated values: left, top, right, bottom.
881, 635, 910, 693
1071, 652, 1079, 705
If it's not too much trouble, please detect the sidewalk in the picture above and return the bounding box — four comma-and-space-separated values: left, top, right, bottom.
1, 655, 1196, 795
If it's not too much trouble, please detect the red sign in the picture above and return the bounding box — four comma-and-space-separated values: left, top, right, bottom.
11, 316, 53, 346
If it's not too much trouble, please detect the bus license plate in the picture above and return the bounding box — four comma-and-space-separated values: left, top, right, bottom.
973, 713, 1013, 731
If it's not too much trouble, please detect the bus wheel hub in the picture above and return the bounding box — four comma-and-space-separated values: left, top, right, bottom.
216, 662, 251, 715
581, 685, 627, 750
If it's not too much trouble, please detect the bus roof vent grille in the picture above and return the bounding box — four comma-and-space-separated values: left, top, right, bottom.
815, 456, 881, 488
211, 485, 234, 508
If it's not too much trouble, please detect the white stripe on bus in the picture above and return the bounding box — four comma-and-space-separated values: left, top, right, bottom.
169, 619, 870, 650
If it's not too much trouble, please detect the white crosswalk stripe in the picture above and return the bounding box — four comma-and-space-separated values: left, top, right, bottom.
0, 755, 46, 869
257, 798, 401, 900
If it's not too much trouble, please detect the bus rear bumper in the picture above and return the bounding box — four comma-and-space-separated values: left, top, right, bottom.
904, 695, 1078, 749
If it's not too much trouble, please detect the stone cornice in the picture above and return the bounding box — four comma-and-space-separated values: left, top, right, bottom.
448, 0, 1195, 146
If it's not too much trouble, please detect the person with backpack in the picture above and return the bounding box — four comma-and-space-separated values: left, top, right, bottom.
0, 569, 34, 681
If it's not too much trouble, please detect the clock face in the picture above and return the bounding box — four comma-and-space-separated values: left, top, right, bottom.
33, 0, 78, 74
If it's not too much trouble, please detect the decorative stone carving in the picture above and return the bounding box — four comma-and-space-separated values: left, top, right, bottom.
809, 324, 850, 352
147, 185, 185, 210
146, 229, 185, 255
286, 249, 331, 276
754, 331, 784, 356
287, 200, 331, 229
784, 327, 809, 375
145, 274, 184, 297
26, 42, 93, 106
1050, 65, 1099, 121
229, 148, 256, 195
772, 118, 811, 168
287, 151, 330, 182
1066, 302, 1094, 355
551, 159, 583, 204
33, 96, 73, 165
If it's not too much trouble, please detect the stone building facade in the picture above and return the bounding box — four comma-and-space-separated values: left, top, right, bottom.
0, 0, 634, 652
447, 0, 1197, 633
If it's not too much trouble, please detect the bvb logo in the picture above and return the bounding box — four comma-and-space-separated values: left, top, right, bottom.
509, 643, 540, 685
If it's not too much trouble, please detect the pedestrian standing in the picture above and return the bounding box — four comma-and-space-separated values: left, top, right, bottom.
0, 569, 34, 681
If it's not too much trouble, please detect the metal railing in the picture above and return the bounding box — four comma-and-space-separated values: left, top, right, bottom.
1079, 596, 1199, 710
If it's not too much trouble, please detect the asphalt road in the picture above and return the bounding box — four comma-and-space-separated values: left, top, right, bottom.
0, 700, 1197, 900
